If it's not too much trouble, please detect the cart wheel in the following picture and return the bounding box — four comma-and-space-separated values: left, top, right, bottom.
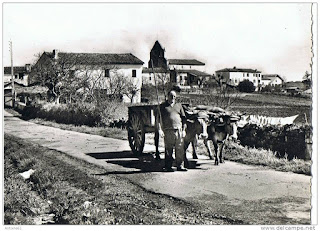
128, 114, 145, 155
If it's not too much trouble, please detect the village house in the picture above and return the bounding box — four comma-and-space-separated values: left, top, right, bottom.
32, 50, 144, 103
260, 74, 284, 88
284, 81, 308, 95
168, 59, 211, 87
142, 41, 211, 88
3, 64, 31, 86
3, 64, 32, 107
215, 67, 262, 91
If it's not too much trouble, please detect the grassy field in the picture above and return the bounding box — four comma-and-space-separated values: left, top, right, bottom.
179, 92, 312, 125
4, 134, 231, 225
180, 92, 312, 107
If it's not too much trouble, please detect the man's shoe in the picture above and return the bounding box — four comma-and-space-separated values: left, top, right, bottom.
177, 166, 188, 171
164, 167, 174, 172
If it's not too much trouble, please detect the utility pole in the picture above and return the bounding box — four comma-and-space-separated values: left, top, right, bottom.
9, 40, 15, 107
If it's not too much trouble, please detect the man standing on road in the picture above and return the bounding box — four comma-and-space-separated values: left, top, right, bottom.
158, 90, 187, 172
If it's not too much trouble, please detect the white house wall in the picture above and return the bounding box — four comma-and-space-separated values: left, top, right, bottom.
142, 72, 170, 86
4, 74, 29, 86
75, 64, 143, 103
177, 73, 188, 86
261, 77, 283, 88
230, 72, 261, 87
261, 79, 271, 87
168, 64, 205, 72
270, 77, 283, 86
217, 71, 261, 89
3, 74, 11, 83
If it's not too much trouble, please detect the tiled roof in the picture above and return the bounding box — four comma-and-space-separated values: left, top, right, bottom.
142, 67, 169, 73
262, 74, 283, 81
44, 52, 144, 65
216, 67, 261, 73
176, 69, 211, 76
261, 77, 272, 81
4, 66, 28, 75
168, 59, 205, 66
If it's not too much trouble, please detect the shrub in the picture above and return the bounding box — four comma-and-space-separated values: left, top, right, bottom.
19, 100, 129, 128
261, 85, 273, 92
238, 80, 255, 93
141, 84, 157, 103
99, 101, 128, 126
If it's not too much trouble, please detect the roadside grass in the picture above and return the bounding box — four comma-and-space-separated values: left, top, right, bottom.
194, 140, 311, 175
4, 134, 231, 225
28, 118, 127, 140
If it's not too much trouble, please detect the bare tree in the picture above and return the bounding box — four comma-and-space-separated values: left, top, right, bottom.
122, 78, 140, 103
302, 71, 311, 89
202, 74, 240, 110
31, 52, 86, 104
154, 72, 170, 99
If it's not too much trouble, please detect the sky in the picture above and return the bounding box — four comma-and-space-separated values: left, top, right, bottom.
2, 2, 314, 82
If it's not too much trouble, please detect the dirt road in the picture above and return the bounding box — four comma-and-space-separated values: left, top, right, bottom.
4, 111, 312, 224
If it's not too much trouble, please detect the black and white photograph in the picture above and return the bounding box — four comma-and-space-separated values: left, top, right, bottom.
1, 1, 318, 230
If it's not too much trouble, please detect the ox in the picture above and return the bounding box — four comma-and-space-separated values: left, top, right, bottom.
186, 106, 241, 165
202, 113, 240, 165
183, 111, 210, 167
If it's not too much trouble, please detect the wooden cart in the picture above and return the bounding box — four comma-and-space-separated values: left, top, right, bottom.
127, 104, 160, 155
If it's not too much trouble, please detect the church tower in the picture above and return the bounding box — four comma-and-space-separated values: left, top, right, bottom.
148, 41, 168, 69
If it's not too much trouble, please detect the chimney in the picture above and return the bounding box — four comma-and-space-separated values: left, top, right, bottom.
53, 49, 59, 59
25, 64, 31, 72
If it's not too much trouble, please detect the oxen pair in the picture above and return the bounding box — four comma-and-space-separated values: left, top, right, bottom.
183, 106, 240, 166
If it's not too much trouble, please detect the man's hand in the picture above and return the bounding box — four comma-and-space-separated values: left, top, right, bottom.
159, 129, 164, 138
182, 124, 187, 138
181, 129, 186, 138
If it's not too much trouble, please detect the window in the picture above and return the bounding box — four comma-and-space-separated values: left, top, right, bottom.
149, 76, 152, 81
15, 74, 18, 79
247, 73, 249, 77
132, 69, 136, 77
19, 73, 24, 79
105, 69, 110, 77
243, 73, 245, 77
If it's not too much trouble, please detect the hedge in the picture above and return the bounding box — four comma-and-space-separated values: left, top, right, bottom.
238, 124, 312, 160
18, 102, 128, 128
